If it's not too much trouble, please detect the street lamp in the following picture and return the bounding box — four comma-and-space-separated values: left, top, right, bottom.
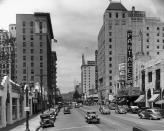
24, 84, 30, 131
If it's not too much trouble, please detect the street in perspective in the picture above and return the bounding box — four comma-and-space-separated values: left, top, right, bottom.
0, 0, 164, 131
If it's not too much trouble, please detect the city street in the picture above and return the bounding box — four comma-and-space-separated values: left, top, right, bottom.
38, 106, 164, 131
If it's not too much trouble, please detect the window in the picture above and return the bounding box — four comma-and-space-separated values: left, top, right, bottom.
40, 69, 43, 74
109, 13, 112, 18
147, 33, 149, 36
109, 76, 112, 80
23, 69, 26, 74
12, 98, 17, 120
31, 42, 33, 47
157, 46, 159, 49
157, 33, 160, 36
147, 39, 149, 42
163, 45, 164, 49
109, 26, 112, 30
40, 49, 43, 54
109, 51, 112, 55
122, 13, 125, 18
31, 62, 34, 67
148, 72, 152, 82
23, 56, 26, 61
109, 45, 112, 48
116, 13, 118, 18
23, 35, 26, 40
163, 39, 164, 43
22, 21, 26, 26
157, 27, 160, 30
157, 39, 159, 42
40, 42, 43, 47
147, 27, 149, 30
40, 63, 43, 67
30, 35, 33, 40
31, 49, 34, 54
40, 56, 43, 61
31, 69, 34, 74
31, 76, 34, 81
109, 63, 112, 67
23, 76, 26, 81
109, 82, 112, 86
23, 42, 26, 47
147, 52, 149, 55
109, 57, 112, 61
23, 49, 26, 54
23, 62, 26, 67
30, 21, 33, 27
109, 38, 112, 42
31, 56, 34, 61
109, 32, 112, 36
147, 45, 149, 48
163, 27, 164, 31
109, 70, 112, 74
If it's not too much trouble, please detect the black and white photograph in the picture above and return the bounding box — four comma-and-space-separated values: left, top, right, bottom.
0, 0, 164, 131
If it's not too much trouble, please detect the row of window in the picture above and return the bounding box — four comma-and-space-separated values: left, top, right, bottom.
22, 28, 34, 34
23, 55, 43, 61
23, 35, 43, 41
146, 45, 164, 49
146, 51, 161, 55
147, 26, 164, 31
109, 12, 125, 18
23, 42, 43, 47
22, 21, 34, 27
23, 62, 43, 67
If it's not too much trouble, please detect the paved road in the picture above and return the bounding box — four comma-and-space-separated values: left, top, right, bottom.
39, 107, 132, 131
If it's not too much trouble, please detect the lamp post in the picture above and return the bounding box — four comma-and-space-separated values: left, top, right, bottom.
25, 84, 30, 131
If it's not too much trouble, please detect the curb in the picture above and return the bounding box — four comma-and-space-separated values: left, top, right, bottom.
35, 125, 41, 131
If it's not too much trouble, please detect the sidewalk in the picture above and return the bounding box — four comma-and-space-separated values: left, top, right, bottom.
0, 114, 41, 131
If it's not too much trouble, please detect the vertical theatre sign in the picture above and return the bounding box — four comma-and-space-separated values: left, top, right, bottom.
127, 30, 133, 93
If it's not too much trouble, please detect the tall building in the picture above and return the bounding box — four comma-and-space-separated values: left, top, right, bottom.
95, 50, 98, 92
98, 2, 164, 102
16, 12, 54, 101
81, 54, 95, 100
0, 29, 15, 81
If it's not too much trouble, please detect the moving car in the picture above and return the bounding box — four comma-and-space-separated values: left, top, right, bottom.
115, 105, 127, 114
85, 111, 100, 124
108, 103, 116, 110
99, 106, 110, 114
63, 106, 71, 114
138, 109, 162, 120
40, 114, 54, 128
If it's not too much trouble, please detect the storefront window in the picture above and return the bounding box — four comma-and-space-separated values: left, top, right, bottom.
12, 98, 17, 120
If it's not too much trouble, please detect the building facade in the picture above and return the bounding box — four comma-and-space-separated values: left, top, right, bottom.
98, 2, 164, 102
81, 55, 95, 100
16, 13, 54, 103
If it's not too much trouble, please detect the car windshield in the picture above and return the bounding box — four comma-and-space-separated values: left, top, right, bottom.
88, 112, 96, 114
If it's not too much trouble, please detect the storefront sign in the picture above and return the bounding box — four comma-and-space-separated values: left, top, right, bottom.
24, 106, 30, 112
127, 30, 133, 86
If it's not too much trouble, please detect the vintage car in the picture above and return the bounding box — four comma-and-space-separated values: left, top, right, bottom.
129, 106, 139, 114
85, 111, 100, 124
99, 106, 110, 114
63, 106, 71, 114
138, 109, 162, 120
115, 105, 127, 114
40, 114, 54, 128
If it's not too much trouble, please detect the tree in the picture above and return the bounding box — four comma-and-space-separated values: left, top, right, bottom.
73, 90, 81, 101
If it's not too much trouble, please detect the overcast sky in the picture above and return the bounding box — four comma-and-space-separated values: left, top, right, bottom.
0, 0, 163, 93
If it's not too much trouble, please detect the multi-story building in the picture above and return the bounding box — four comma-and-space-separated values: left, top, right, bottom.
0, 29, 15, 81
16, 12, 54, 103
9, 24, 16, 38
95, 50, 98, 92
81, 54, 95, 100
98, 1, 164, 102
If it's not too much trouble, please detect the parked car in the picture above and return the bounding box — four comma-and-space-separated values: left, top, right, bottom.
40, 114, 54, 128
129, 106, 139, 114
99, 106, 110, 114
115, 105, 127, 114
138, 109, 162, 120
108, 103, 116, 110
85, 111, 100, 124
63, 106, 71, 114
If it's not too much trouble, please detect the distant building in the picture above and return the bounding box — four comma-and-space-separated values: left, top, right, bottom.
98, 1, 164, 102
81, 54, 95, 100
9, 24, 16, 38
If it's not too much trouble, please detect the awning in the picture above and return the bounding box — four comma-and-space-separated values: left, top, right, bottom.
134, 95, 145, 103
155, 99, 164, 104
148, 94, 159, 102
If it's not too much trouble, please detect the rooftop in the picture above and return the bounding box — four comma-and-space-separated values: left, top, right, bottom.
106, 2, 127, 11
